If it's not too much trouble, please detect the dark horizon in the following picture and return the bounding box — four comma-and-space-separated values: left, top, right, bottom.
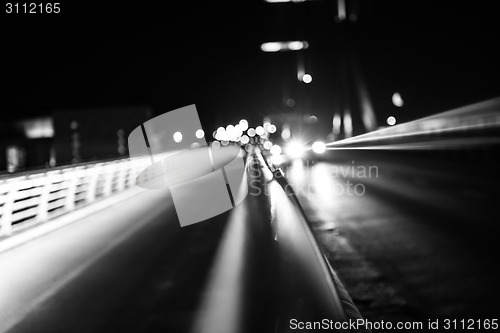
1, 1, 499, 131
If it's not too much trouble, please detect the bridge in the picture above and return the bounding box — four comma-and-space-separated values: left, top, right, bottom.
2, 1, 500, 332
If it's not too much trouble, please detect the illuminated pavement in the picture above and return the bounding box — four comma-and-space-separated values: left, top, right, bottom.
0, 157, 308, 333
2, 148, 499, 332
1, 188, 230, 333
286, 150, 500, 322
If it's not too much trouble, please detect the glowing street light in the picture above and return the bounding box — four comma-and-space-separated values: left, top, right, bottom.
255, 126, 265, 136
302, 73, 313, 83
312, 141, 326, 154
270, 144, 282, 155
392, 92, 404, 107
286, 140, 306, 159
387, 116, 397, 126
240, 135, 250, 144
263, 141, 273, 150
261, 41, 309, 53
260, 42, 281, 52
173, 131, 183, 143
195, 129, 205, 139
264, 0, 306, 2
281, 127, 291, 139
239, 119, 249, 131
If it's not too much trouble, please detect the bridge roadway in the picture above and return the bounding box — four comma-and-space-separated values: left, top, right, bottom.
288, 149, 500, 322
1, 186, 235, 333
1, 152, 354, 333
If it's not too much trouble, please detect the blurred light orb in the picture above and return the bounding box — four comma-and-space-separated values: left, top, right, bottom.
387, 116, 397, 126
239, 119, 249, 131
173, 131, 183, 143
271, 155, 285, 165
261, 42, 282, 52
195, 129, 205, 139
268, 124, 277, 133
302, 74, 312, 84
288, 41, 304, 50
255, 126, 265, 136
265, 0, 307, 5
240, 135, 250, 144
281, 128, 291, 139
247, 128, 256, 137
286, 141, 305, 159
216, 127, 226, 140
392, 92, 404, 107
312, 141, 326, 154
245, 144, 254, 153
212, 141, 221, 149
270, 144, 282, 156
263, 141, 273, 150
233, 125, 243, 138
226, 125, 237, 141
221, 140, 229, 146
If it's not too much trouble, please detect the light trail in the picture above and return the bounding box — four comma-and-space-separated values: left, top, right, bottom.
326, 137, 500, 151
326, 97, 500, 149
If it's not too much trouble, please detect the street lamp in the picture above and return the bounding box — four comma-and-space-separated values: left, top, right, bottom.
263, 0, 306, 3
301, 73, 313, 84
260, 41, 309, 52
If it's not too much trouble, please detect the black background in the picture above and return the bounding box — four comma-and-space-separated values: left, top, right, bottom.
1, 0, 499, 130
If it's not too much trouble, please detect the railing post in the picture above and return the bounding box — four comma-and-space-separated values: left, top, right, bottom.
0, 183, 17, 237
64, 170, 79, 211
102, 164, 114, 197
86, 166, 101, 204
115, 164, 126, 192
128, 163, 140, 188
37, 176, 52, 222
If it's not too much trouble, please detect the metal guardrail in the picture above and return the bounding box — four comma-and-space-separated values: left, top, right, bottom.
191, 152, 366, 333
0, 158, 149, 237
254, 152, 367, 332
327, 97, 500, 150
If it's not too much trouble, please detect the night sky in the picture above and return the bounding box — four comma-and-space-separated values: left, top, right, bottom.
1, 0, 499, 131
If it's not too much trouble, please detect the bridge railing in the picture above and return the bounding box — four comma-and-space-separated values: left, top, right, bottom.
327, 97, 500, 150
0, 158, 149, 237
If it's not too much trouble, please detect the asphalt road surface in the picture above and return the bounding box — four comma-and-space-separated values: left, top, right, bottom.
0, 157, 307, 333
2, 148, 499, 333
1, 188, 231, 333
287, 149, 500, 323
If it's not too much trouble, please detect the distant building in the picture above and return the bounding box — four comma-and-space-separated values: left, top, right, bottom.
0, 106, 151, 174
52, 106, 151, 165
